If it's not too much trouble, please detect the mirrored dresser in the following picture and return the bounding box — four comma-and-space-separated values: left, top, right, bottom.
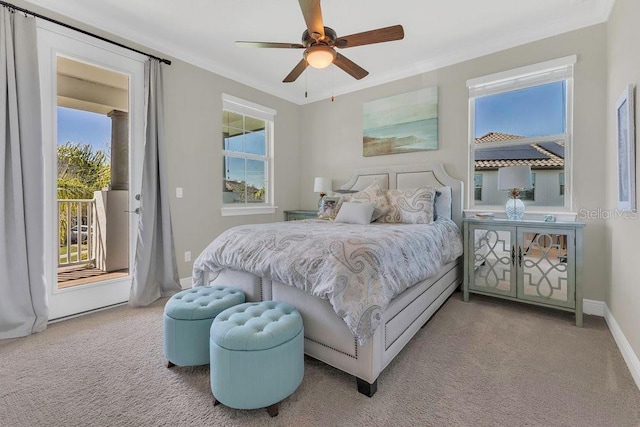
462, 218, 585, 326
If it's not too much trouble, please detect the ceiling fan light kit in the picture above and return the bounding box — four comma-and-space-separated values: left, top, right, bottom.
304, 45, 336, 69
234, 0, 404, 83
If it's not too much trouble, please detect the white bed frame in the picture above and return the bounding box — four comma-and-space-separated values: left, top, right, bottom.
208, 163, 463, 397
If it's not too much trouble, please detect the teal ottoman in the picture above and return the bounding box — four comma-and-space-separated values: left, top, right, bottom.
210, 301, 304, 417
164, 285, 245, 368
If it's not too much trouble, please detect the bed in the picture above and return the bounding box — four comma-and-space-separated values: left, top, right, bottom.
193, 163, 464, 397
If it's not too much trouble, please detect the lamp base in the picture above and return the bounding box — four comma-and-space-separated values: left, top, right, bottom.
505, 197, 525, 220
318, 193, 326, 211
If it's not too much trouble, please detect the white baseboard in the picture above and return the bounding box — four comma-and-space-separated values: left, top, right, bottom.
586, 299, 640, 391
604, 304, 640, 391
583, 299, 606, 316
180, 277, 192, 289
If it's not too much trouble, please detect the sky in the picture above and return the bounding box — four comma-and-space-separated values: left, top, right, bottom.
224, 131, 266, 188
475, 81, 566, 138
57, 106, 111, 152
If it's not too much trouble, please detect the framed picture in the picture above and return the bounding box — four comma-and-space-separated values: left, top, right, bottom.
615, 84, 636, 212
318, 196, 340, 219
362, 87, 438, 157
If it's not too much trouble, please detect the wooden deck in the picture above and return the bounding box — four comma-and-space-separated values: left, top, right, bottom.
57, 266, 129, 289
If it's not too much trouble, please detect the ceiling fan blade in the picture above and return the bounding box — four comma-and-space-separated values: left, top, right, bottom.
333, 53, 368, 80
335, 25, 404, 49
235, 41, 305, 49
298, 0, 325, 39
283, 59, 309, 83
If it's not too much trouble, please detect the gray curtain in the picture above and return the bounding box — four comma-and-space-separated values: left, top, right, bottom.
130, 59, 180, 306
0, 9, 48, 338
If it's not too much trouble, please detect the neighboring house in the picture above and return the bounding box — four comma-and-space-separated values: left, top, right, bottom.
474, 132, 565, 207
223, 179, 265, 203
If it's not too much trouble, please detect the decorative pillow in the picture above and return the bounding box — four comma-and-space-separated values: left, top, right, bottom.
377, 186, 437, 224
434, 186, 452, 220
317, 196, 340, 220
335, 181, 390, 221
334, 202, 376, 225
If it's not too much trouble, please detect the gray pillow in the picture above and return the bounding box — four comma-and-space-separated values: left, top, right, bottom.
334, 202, 376, 225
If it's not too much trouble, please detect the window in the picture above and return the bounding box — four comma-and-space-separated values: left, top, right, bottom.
467, 56, 575, 210
221, 94, 276, 216
559, 172, 565, 196
474, 173, 483, 201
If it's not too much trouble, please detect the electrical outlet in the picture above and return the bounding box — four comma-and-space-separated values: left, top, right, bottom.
184, 251, 191, 262
176, 187, 183, 198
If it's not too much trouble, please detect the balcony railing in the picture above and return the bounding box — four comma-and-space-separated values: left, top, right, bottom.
58, 199, 96, 268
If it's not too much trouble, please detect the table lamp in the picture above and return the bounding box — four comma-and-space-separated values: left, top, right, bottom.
314, 177, 332, 210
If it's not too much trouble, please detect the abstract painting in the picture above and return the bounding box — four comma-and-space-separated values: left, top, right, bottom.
363, 87, 438, 157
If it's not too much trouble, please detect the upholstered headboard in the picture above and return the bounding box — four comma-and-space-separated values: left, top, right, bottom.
339, 163, 464, 227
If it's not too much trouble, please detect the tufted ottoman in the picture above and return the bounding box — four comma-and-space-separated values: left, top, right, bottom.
164, 285, 245, 368
210, 301, 304, 417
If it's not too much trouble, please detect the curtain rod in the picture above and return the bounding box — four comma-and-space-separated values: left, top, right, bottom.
0, 0, 171, 65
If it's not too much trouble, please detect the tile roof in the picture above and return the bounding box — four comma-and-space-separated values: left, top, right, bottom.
474, 132, 564, 170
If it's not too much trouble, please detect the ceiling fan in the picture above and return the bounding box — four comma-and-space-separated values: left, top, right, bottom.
235, 0, 404, 83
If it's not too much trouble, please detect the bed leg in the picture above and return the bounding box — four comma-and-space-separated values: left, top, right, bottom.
356, 378, 378, 397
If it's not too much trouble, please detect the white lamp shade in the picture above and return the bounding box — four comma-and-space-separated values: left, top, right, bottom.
497, 165, 532, 190
314, 177, 332, 193
304, 45, 336, 69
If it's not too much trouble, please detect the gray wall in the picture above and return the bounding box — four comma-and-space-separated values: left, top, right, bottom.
299, 24, 608, 303
163, 60, 302, 279
13, 0, 303, 281
606, 0, 640, 363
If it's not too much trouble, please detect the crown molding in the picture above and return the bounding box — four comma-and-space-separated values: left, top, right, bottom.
598, 0, 617, 21
24, 0, 614, 106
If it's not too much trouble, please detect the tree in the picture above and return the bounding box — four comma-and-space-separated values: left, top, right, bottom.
57, 142, 110, 199
57, 142, 110, 244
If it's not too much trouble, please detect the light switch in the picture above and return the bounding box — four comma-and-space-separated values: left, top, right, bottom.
176, 187, 183, 198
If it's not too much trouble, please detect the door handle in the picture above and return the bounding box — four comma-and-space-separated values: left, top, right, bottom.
518, 246, 523, 267
511, 245, 516, 266
124, 208, 140, 214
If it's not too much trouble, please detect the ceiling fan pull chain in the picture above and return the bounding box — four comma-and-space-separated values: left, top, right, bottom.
330, 65, 335, 102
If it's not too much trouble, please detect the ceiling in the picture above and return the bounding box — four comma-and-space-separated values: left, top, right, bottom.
25, 0, 614, 105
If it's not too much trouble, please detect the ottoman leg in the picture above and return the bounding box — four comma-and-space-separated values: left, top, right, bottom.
166, 360, 175, 368
266, 403, 279, 417
213, 396, 220, 406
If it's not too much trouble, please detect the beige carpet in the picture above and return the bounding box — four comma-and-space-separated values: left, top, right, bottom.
1, 292, 639, 427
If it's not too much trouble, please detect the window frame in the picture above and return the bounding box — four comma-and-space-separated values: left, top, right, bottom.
467, 55, 575, 213
221, 94, 277, 216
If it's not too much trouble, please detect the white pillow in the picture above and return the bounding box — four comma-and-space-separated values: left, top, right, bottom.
334, 202, 376, 225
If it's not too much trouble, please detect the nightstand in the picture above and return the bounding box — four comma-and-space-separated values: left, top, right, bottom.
462, 218, 585, 326
284, 210, 317, 221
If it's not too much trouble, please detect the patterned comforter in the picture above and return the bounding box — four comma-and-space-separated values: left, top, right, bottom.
192, 218, 463, 344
